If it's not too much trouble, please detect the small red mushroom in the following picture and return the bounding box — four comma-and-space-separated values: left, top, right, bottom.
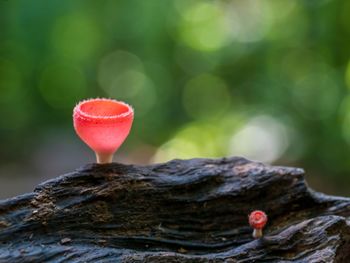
73, 98, 134, 164
248, 210, 267, 239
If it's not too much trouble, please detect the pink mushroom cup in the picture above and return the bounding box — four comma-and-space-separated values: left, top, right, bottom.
73, 98, 134, 164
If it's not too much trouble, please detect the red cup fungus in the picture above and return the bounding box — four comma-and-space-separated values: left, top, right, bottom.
248, 210, 267, 239
73, 98, 134, 164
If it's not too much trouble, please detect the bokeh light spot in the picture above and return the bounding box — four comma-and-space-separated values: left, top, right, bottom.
152, 113, 245, 163
266, 1, 307, 41
98, 50, 156, 115
229, 116, 289, 163
179, 2, 230, 51
52, 13, 101, 61
98, 51, 143, 94
153, 122, 224, 162
224, 0, 272, 43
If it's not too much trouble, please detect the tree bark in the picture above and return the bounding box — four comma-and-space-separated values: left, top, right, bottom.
0, 157, 349, 262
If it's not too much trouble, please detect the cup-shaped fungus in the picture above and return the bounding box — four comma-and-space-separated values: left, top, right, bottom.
73, 98, 134, 164
248, 210, 267, 239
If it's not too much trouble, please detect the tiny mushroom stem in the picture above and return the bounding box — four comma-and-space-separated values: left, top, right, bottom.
73, 98, 134, 164
249, 210, 267, 239
95, 152, 114, 164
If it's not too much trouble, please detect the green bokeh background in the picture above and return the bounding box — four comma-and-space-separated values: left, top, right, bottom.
1, 0, 350, 198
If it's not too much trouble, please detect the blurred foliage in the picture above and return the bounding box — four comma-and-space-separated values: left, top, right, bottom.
1, 0, 350, 195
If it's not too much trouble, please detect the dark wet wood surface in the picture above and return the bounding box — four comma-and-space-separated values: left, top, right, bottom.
0, 157, 349, 262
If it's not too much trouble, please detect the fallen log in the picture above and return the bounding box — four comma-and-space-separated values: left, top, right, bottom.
0, 157, 349, 262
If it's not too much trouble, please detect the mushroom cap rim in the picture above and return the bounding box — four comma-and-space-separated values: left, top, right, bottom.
73, 98, 134, 121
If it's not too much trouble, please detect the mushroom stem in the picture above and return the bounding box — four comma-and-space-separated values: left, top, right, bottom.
252, 228, 263, 239
96, 152, 114, 164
